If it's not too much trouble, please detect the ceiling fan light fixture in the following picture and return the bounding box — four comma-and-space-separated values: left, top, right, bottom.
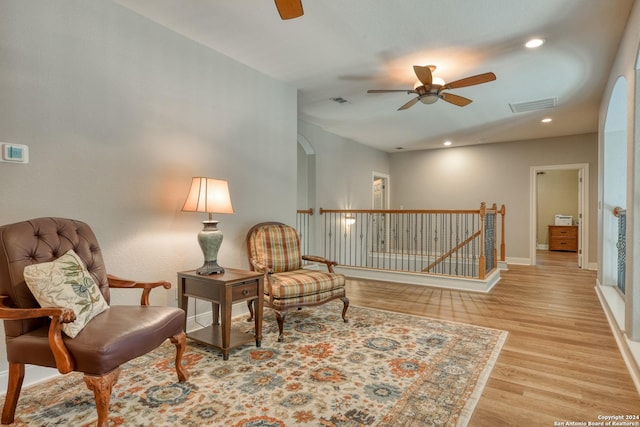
369, 65, 495, 110
420, 94, 439, 104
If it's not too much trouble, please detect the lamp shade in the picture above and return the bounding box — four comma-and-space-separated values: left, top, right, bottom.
182, 177, 234, 214
182, 177, 233, 275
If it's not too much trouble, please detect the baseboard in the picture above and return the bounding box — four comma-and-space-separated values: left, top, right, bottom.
0, 365, 60, 396
336, 266, 501, 293
504, 256, 596, 270
585, 261, 598, 271
595, 281, 640, 394
505, 257, 531, 265
186, 304, 251, 333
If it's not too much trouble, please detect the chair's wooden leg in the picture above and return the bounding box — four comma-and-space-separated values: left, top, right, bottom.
341, 297, 350, 323
246, 300, 255, 322
83, 368, 120, 427
1, 362, 25, 425
169, 332, 189, 382
275, 310, 286, 342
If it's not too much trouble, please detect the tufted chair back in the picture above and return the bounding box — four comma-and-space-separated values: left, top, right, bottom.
0, 217, 109, 337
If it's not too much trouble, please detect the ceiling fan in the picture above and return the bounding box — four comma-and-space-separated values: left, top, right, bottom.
368, 65, 496, 110
274, 0, 304, 20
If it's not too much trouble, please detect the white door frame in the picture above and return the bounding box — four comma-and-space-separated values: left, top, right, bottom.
372, 171, 390, 209
372, 172, 390, 252
530, 163, 589, 267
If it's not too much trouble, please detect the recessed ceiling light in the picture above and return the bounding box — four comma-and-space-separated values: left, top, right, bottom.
443, 141, 452, 146
526, 38, 544, 49
541, 117, 552, 123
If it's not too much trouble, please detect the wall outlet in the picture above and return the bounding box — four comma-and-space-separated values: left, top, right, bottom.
1, 143, 29, 163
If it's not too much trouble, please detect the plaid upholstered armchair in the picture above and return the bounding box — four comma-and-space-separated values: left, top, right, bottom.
245, 222, 349, 341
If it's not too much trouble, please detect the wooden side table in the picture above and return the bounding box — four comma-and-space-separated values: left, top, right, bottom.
177, 268, 264, 360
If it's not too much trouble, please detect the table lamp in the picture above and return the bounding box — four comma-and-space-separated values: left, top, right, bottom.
182, 177, 234, 275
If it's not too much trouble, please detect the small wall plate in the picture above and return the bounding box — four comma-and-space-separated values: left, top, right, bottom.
1, 143, 29, 163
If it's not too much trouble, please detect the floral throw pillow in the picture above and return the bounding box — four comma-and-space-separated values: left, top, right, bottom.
23, 249, 109, 338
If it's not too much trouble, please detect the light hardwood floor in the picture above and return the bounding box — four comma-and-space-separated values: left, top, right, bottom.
345, 250, 640, 426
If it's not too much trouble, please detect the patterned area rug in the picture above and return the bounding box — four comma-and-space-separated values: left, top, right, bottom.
7, 303, 507, 426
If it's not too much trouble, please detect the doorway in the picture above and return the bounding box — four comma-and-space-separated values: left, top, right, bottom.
372, 173, 389, 210
372, 172, 390, 252
530, 164, 589, 268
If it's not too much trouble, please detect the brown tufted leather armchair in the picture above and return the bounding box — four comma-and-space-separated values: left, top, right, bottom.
0, 218, 189, 426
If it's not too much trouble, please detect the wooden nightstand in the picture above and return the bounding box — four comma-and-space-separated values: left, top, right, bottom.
548, 225, 578, 252
177, 268, 264, 360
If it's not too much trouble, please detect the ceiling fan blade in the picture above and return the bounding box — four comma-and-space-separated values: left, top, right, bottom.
413, 66, 433, 86
398, 97, 420, 110
440, 92, 473, 107
274, 0, 303, 20
367, 89, 414, 93
442, 72, 496, 90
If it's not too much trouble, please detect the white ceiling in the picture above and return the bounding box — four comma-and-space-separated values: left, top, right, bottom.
113, 0, 634, 152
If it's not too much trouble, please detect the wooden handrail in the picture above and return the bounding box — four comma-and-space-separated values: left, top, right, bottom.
491, 203, 498, 270
423, 230, 482, 272
478, 202, 486, 279
297, 208, 314, 215
320, 208, 480, 214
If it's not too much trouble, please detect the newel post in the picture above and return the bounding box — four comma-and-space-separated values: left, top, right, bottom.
479, 202, 486, 280
491, 203, 498, 270
500, 204, 506, 262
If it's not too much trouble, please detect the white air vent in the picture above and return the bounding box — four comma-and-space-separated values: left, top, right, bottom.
509, 97, 557, 113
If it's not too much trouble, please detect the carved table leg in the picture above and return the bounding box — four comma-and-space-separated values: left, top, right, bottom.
84, 368, 121, 427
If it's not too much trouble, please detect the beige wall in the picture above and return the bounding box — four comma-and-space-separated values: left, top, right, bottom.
0, 0, 298, 372
298, 120, 391, 211
0, 1, 393, 380
389, 134, 598, 263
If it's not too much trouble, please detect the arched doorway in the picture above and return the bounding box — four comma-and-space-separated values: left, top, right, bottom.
297, 134, 316, 253
602, 77, 627, 291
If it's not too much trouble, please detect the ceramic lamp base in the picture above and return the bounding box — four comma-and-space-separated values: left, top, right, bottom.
196, 220, 225, 275
196, 260, 224, 275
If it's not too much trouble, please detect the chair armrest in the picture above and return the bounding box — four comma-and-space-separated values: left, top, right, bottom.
249, 259, 273, 295
302, 255, 338, 272
0, 296, 76, 374
0, 296, 76, 321
107, 274, 171, 306
249, 259, 272, 275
